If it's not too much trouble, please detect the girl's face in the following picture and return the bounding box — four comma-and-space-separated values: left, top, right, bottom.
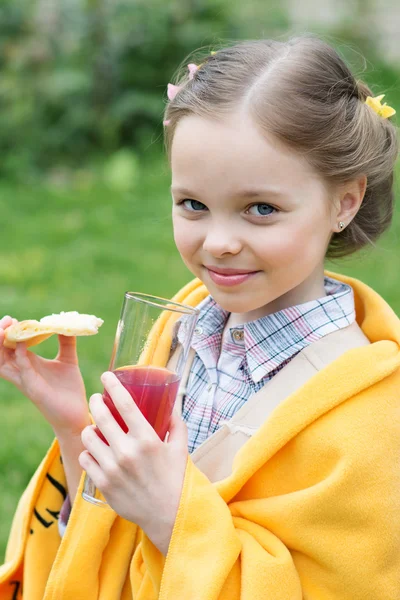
171, 112, 338, 320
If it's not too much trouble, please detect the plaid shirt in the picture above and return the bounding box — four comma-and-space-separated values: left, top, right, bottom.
179, 276, 355, 454
59, 275, 355, 536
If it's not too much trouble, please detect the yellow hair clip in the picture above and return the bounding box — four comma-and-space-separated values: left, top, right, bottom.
365, 94, 396, 119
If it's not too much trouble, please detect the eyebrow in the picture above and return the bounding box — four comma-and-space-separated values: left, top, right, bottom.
170, 186, 285, 198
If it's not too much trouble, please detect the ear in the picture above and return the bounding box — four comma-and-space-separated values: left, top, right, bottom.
333, 174, 367, 233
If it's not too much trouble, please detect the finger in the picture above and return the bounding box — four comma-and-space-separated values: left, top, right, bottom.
0, 328, 13, 360
166, 410, 188, 450
14, 342, 32, 371
0, 330, 17, 377
81, 424, 112, 466
89, 393, 125, 445
101, 371, 154, 437
0, 329, 11, 360
78, 450, 108, 491
56, 335, 78, 365
0, 316, 13, 330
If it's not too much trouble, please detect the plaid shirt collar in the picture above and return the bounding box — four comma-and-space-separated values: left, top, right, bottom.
179, 276, 355, 383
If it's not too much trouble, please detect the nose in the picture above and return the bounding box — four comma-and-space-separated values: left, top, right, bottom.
202, 221, 243, 258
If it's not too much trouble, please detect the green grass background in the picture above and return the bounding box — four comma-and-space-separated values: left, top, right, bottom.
0, 151, 399, 561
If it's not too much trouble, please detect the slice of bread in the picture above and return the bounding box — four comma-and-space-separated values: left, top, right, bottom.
3, 311, 104, 349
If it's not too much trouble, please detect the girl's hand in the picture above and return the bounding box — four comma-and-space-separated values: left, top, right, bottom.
79, 371, 189, 555
0, 315, 90, 436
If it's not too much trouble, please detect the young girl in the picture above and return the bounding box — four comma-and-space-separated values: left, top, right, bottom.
1, 35, 399, 599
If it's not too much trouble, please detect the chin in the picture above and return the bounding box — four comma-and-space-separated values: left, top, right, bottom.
207, 288, 266, 314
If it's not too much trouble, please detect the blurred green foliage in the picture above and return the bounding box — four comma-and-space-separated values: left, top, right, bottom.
0, 0, 233, 179
0, 0, 399, 180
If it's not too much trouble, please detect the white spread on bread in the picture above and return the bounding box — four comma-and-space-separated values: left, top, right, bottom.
3, 311, 104, 349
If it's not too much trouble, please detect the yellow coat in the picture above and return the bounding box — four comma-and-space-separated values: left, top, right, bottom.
1, 271, 400, 599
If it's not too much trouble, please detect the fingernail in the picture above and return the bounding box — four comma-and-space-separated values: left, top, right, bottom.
101, 371, 113, 382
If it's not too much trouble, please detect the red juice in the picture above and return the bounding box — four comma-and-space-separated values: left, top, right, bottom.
95, 365, 180, 444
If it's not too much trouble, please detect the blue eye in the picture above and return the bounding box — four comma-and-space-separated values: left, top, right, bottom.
182, 199, 207, 211
248, 203, 276, 217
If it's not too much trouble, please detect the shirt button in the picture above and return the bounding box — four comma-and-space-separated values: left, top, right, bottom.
232, 329, 244, 342
194, 326, 203, 336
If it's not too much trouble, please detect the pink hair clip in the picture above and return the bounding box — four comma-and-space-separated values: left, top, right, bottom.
167, 83, 181, 101
187, 63, 199, 80
165, 58, 212, 127
164, 83, 181, 126
164, 83, 181, 127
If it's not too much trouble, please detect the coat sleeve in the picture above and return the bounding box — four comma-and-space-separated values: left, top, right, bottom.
141, 384, 400, 600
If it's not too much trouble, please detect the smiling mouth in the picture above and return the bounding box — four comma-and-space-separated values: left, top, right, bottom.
204, 266, 259, 276
204, 266, 260, 287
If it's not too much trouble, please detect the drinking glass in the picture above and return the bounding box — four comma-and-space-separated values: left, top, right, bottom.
82, 292, 199, 506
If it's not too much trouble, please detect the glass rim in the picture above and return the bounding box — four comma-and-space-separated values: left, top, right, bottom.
124, 291, 199, 315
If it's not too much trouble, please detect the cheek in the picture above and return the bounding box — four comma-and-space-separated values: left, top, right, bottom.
172, 216, 200, 260
254, 218, 330, 266
251, 230, 299, 264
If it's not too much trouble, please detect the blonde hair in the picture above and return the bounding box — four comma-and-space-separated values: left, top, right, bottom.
164, 35, 398, 258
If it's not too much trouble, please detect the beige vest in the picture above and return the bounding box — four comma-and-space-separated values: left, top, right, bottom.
170, 321, 370, 483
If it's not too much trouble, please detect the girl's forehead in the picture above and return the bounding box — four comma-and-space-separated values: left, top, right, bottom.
170, 113, 318, 193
